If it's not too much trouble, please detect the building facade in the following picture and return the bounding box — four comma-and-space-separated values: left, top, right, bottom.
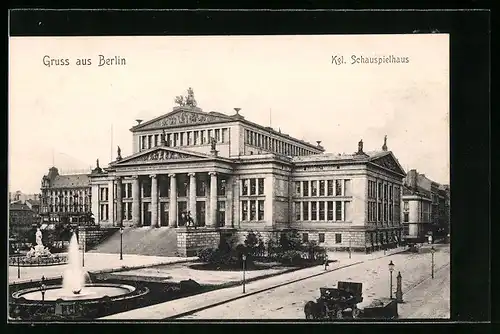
39, 166, 93, 225
89, 89, 406, 252
402, 169, 449, 242
9, 203, 38, 239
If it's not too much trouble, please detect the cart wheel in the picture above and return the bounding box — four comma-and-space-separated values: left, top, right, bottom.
336, 309, 343, 319
352, 307, 360, 319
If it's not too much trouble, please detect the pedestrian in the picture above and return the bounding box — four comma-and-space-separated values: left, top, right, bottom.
324, 254, 329, 271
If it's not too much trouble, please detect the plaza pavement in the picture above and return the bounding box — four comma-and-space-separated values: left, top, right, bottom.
8, 253, 197, 285
100, 246, 408, 320
176, 244, 450, 320
398, 261, 450, 318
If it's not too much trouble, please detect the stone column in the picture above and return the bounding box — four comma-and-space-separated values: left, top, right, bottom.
150, 174, 158, 227
209, 172, 218, 227
188, 173, 197, 223
132, 175, 141, 226
115, 177, 123, 227
225, 176, 233, 227
169, 174, 177, 227
108, 179, 115, 226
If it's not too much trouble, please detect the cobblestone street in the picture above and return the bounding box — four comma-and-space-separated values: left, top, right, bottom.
181, 244, 450, 319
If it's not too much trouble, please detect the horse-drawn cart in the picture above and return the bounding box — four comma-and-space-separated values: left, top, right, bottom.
304, 282, 363, 320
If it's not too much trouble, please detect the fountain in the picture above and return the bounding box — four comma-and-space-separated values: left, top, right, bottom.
10, 232, 149, 320
9, 227, 68, 267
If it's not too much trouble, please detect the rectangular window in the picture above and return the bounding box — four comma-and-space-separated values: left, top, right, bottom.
335, 233, 342, 244
335, 201, 342, 221
143, 180, 152, 198
389, 186, 393, 201
258, 178, 264, 195
258, 200, 265, 220
378, 203, 382, 221
311, 181, 317, 196
384, 184, 388, 200
303, 202, 309, 221
207, 129, 213, 142
302, 233, 309, 243
378, 183, 382, 198
250, 200, 257, 220
318, 233, 325, 243
127, 202, 132, 220
242, 179, 249, 196
319, 180, 325, 196
215, 129, 221, 142
384, 203, 388, 222
148, 135, 153, 148
127, 184, 132, 198
250, 179, 256, 195
311, 202, 317, 221
242, 201, 248, 221
403, 201, 409, 211
197, 180, 207, 197
166, 134, 172, 146
154, 134, 159, 146
295, 202, 301, 220
295, 182, 301, 196
319, 201, 325, 221
303, 181, 309, 196
218, 179, 226, 196
389, 204, 393, 222
403, 212, 409, 223
200, 130, 205, 144
335, 180, 342, 196
327, 180, 334, 196
327, 201, 334, 220
222, 128, 227, 143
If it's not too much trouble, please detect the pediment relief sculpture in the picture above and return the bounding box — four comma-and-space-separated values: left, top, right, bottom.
140, 111, 229, 130
372, 155, 401, 173
133, 150, 193, 162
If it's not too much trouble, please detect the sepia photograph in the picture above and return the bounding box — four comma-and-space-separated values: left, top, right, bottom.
8, 31, 452, 322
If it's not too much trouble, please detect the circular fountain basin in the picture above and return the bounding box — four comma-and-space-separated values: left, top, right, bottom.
12, 283, 136, 302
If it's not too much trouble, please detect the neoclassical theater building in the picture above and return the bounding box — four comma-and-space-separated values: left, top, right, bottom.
89, 89, 406, 254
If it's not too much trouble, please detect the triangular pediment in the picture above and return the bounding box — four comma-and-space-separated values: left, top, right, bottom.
132, 107, 234, 131
110, 147, 212, 166
369, 152, 406, 176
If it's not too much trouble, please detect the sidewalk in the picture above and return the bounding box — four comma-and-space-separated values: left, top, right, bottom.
100, 246, 406, 320
398, 262, 450, 319
9, 253, 197, 284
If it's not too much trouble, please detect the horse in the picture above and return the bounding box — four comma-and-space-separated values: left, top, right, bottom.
304, 300, 322, 319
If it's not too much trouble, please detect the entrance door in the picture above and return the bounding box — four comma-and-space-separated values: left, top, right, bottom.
196, 201, 206, 227
178, 201, 187, 226
160, 202, 169, 227
143, 203, 151, 226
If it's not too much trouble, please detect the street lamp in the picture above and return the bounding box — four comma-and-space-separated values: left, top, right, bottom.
431, 246, 435, 279
242, 254, 247, 294
388, 260, 395, 299
120, 226, 124, 260
40, 276, 47, 303
17, 250, 21, 279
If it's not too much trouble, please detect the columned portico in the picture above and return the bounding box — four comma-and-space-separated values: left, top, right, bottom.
132, 175, 141, 226
209, 172, 218, 227
188, 173, 196, 223
169, 173, 177, 227
150, 174, 158, 227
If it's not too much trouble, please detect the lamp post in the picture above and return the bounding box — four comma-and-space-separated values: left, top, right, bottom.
348, 231, 352, 259
40, 276, 46, 303
431, 246, 435, 279
388, 260, 395, 299
120, 226, 124, 260
17, 250, 20, 279
242, 254, 247, 294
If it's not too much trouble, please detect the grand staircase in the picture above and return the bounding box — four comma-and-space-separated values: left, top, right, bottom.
88, 227, 179, 257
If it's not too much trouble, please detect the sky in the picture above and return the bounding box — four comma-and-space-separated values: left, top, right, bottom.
9, 34, 449, 194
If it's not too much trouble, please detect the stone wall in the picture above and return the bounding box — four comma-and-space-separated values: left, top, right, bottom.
78, 226, 118, 249
176, 228, 221, 257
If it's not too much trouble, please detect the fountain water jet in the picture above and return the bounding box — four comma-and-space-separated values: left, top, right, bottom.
63, 233, 85, 294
